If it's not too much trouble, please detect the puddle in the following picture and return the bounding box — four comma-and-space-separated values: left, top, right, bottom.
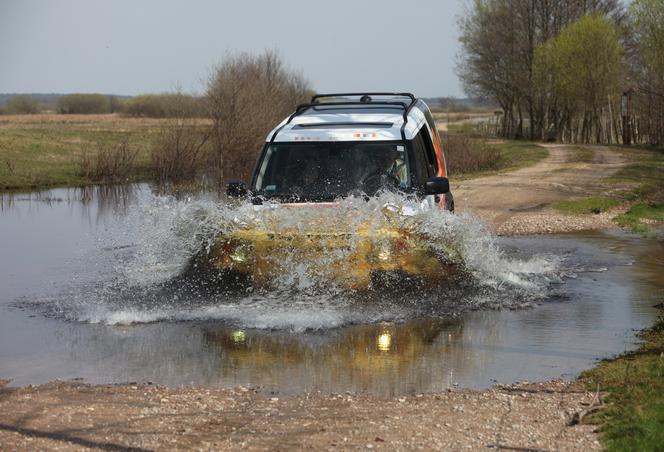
0, 184, 661, 396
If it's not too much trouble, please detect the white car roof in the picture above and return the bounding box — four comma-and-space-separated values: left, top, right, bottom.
266, 97, 429, 143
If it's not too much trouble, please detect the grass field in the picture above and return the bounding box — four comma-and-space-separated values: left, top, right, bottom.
0, 114, 168, 190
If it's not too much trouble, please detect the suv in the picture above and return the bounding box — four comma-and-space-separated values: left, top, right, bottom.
207, 93, 455, 289
229, 92, 453, 210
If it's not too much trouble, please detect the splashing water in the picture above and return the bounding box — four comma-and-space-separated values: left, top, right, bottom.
22, 189, 563, 330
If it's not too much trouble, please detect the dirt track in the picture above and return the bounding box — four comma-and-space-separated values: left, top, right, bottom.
453, 144, 627, 235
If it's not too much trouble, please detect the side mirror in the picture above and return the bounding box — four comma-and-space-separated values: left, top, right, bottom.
227, 180, 248, 197
425, 176, 450, 195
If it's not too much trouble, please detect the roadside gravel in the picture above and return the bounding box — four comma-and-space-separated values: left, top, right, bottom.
497, 209, 622, 236
0, 379, 600, 451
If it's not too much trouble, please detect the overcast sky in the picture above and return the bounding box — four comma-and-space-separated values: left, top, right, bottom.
0, 0, 465, 97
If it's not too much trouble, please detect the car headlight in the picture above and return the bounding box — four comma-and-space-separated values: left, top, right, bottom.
375, 242, 392, 262
230, 243, 252, 263
223, 239, 254, 265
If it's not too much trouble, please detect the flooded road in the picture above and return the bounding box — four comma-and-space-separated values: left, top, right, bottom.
0, 184, 662, 396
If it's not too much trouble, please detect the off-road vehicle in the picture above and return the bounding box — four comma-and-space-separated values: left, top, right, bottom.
207, 93, 456, 289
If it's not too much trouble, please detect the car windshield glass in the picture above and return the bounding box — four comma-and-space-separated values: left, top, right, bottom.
254, 142, 410, 200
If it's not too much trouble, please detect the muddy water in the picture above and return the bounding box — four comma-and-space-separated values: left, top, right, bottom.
0, 184, 662, 396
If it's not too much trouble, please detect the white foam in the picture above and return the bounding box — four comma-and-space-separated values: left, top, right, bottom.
27, 189, 562, 328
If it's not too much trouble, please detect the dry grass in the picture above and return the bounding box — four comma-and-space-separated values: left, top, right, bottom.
0, 115, 155, 190
432, 111, 495, 122
151, 119, 212, 184
0, 113, 211, 129
445, 133, 501, 173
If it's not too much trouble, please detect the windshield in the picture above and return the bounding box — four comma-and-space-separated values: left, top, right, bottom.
253, 142, 410, 200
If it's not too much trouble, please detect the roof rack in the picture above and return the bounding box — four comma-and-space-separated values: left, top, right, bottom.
311, 92, 416, 104
270, 92, 419, 143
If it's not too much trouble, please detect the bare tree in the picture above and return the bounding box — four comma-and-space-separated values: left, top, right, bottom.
205, 50, 311, 183
627, 0, 664, 145
150, 92, 213, 184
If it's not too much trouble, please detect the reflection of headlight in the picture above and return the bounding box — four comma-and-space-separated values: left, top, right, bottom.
376, 242, 392, 262
377, 332, 392, 351
229, 242, 252, 263
230, 330, 246, 344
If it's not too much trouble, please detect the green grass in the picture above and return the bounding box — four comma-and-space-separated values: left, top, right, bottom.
0, 124, 155, 191
615, 203, 664, 238
492, 140, 549, 171
580, 312, 664, 451
552, 197, 620, 215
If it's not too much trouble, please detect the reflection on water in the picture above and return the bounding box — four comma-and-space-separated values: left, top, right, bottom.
0, 184, 137, 220
0, 184, 662, 395
201, 320, 466, 394
377, 330, 393, 352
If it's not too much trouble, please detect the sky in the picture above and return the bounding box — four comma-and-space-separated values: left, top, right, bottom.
0, 0, 465, 97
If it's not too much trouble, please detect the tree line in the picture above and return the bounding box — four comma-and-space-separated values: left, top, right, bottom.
457, 0, 664, 145
0, 92, 207, 117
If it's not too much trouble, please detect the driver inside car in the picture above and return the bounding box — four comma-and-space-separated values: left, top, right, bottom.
359, 146, 405, 193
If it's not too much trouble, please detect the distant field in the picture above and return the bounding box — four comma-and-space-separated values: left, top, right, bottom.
0, 114, 180, 190
0, 113, 542, 192
0, 113, 168, 127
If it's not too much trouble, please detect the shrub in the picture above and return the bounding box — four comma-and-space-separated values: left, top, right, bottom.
109, 96, 125, 113
444, 133, 501, 174
151, 118, 212, 184
78, 138, 139, 181
123, 93, 205, 118
206, 50, 311, 181
58, 94, 111, 114
5, 95, 40, 114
